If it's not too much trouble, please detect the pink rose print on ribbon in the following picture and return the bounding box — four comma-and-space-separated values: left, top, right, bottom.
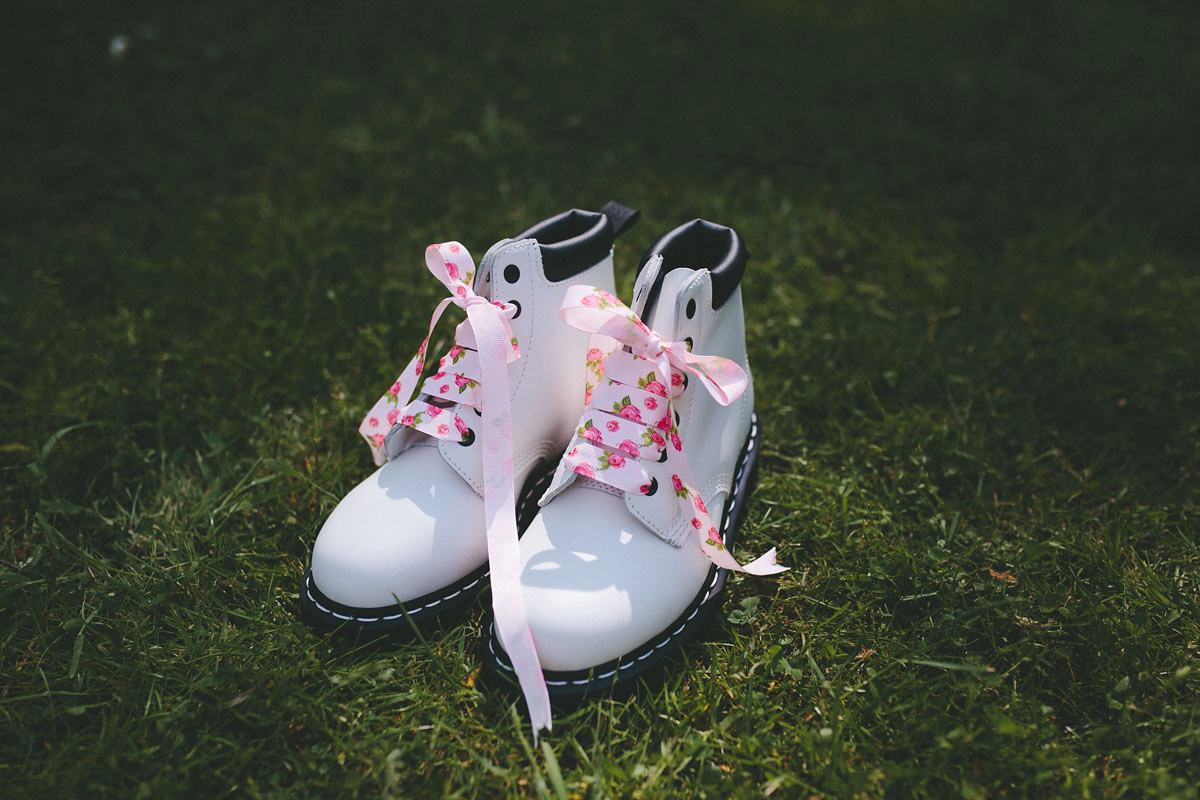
368, 417, 379, 428
455, 374, 470, 387
694, 495, 707, 513
455, 285, 467, 298
387, 410, 399, 425
605, 419, 620, 432
671, 474, 684, 492
445, 261, 459, 280
448, 243, 460, 253
426, 404, 443, 417
574, 463, 596, 479
587, 348, 603, 361
455, 416, 470, 435
437, 423, 450, 436
670, 432, 683, 450
618, 439, 639, 457
619, 404, 642, 422
440, 384, 450, 393
401, 414, 415, 426
656, 415, 671, 432
581, 294, 600, 307
645, 380, 667, 397
582, 426, 602, 443
651, 431, 665, 447
640, 483, 653, 494
448, 345, 463, 360
432, 370, 446, 380
372, 433, 385, 447
608, 453, 625, 468
389, 381, 402, 396
691, 517, 703, 529
708, 526, 722, 544
643, 396, 658, 410
671, 373, 683, 387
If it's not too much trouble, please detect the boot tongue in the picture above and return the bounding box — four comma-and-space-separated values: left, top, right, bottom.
643, 267, 703, 342
474, 238, 516, 297
630, 254, 662, 318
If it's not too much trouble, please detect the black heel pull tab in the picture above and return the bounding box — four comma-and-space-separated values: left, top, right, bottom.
600, 201, 640, 239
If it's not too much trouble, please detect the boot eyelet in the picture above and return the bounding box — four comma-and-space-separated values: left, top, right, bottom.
685, 299, 696, 319
508, 300, 521, 319
459, 428, 475, 446
658, 447, 668, 463
684, 337, 693, 351
473, 406, 482, 417
503, 264, 520, 283
674, 410, 681, 426
643, 477, 658, 496
680, 373, 689, 390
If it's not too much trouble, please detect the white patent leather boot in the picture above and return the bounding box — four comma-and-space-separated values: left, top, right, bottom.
484, 219, 785, 695
302, 204, 639, 636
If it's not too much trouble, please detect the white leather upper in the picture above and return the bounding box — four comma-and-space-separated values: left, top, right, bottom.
516, 264, 755, 668
538, 267, 754, 546
310, 239, 616, 608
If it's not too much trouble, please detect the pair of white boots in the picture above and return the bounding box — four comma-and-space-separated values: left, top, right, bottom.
301, 204, 785, 734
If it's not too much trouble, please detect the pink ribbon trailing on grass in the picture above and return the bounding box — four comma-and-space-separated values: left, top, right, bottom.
358, 242, 553, 737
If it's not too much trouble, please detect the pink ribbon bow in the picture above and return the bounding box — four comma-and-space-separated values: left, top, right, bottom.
559, 285, 787, 576
358, 242, 518, 462
358, 242, 552, 738
563, 286, 748, 405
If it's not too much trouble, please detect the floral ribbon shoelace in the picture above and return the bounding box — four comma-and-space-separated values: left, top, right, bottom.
357, 242, 552, 737
558, 283, 788, 576
359, 242, 519, 463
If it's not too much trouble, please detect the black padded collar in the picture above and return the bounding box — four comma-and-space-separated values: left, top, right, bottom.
638, 219, 748, 313
515, 204, 638, 282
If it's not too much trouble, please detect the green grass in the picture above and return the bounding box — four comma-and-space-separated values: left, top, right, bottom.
2, 0, 1198, 796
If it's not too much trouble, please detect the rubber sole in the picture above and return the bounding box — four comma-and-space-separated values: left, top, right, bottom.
480, 413, 762, 697
298, 458, 558, 640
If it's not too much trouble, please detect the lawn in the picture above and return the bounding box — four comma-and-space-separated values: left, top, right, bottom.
2, 1, 1198, 797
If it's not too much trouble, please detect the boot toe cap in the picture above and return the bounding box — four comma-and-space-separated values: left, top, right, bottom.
309, 447, 485, 610
515, 490, 712, 672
